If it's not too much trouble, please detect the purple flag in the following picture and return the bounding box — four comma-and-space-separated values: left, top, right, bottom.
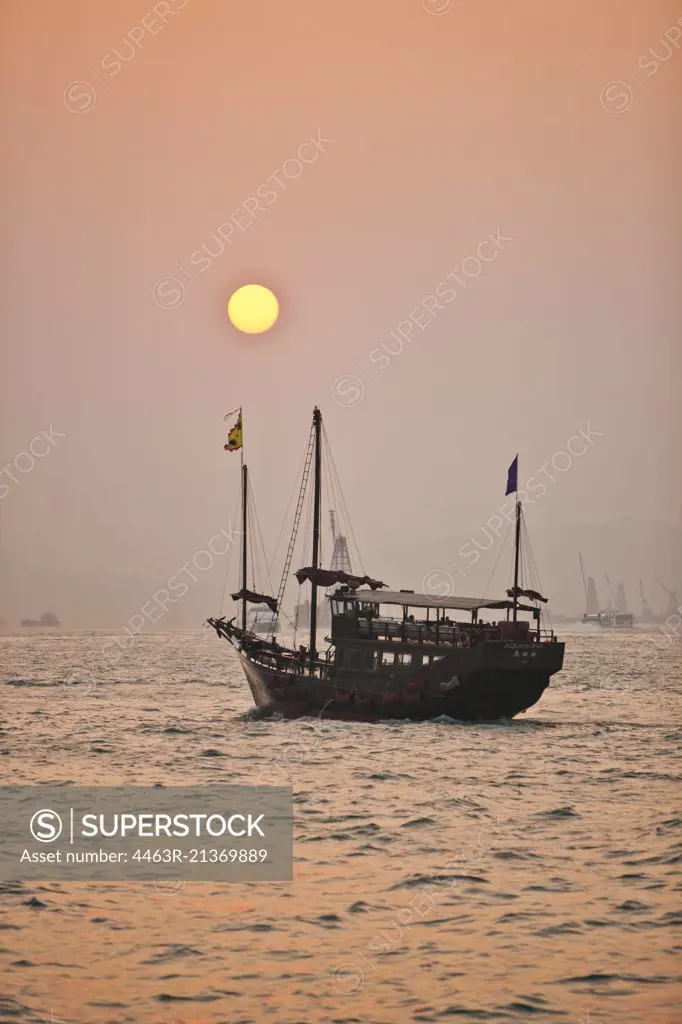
505, 455, 518, 496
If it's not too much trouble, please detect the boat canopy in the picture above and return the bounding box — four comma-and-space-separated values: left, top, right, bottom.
294, 568, 387, 590
337, 589, 538, 613
231, 588, 278, 613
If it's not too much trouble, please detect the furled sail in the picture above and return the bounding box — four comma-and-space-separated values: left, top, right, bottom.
294, 568, 386, 590
506, 586, 548, 603
231, 589, 278, 613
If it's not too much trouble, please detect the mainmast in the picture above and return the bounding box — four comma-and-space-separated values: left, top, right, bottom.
241, 462, 248, 631
512, 500, 521, 623
505, 454, 521, 623
308, 407, 322, 661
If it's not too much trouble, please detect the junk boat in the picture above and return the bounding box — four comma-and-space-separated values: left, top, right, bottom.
208, 408, 564, 722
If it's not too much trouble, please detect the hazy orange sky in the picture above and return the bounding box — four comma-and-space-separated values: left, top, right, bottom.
2, 0, 681, 625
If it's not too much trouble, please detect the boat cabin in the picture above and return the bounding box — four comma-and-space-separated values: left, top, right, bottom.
326, 589, 545, 670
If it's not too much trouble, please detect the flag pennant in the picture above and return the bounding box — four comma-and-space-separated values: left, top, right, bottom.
224, 410, 243, 452
505, 455, 518, 496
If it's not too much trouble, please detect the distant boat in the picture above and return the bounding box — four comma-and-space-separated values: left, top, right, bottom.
600, 575, 634, 628
596, 609, 635, 629
578, 559, 635, 628
20, 611, 60, 628
209, 407, 565, 722
248, 605, 279, 634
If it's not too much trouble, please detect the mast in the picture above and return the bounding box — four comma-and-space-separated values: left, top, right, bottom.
241, 462, 248, 631
512, 500, 521, 622
308, 407, 322, 660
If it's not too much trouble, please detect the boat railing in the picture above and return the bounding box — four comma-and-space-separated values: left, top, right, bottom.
355, 617, 556, 646
355, 617, 490, 646
245, 647, 335, 679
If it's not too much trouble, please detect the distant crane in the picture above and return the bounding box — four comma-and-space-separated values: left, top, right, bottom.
294, 511, 353, 631
329, 510, 353, 575
578, 552, 588, 600
578, 553, 599, 616
604, 574, 617, 611
639, 580, 653, 622
656, 578, 680, 619
603, 575, 628, 613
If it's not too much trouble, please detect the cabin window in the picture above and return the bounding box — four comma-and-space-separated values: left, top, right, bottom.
398, 652, 413, 666
422, 654, 431, 666
331, 600, 354, 618
327, 598, 350, 614
381, 651, 396, 666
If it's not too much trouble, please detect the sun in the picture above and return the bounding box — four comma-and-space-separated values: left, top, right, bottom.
228, 284, 279, 334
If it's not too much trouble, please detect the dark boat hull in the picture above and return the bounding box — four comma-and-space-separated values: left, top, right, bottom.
238, 640, 564, 722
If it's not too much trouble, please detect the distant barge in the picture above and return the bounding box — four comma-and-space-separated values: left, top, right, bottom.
20, 612, 60, 628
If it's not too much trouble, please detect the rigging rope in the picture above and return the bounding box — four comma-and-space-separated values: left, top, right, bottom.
248, 476, 276, 599
482, 515, 512, 598
321, 423, 366, 575
248, 483, 258, 594
520, 512, 552, 629
268, 421, 315, 638
219, 490, 242, 616
268, 446, 309, 580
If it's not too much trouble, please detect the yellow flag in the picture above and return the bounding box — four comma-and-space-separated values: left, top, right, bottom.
224, 411, 243, 452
